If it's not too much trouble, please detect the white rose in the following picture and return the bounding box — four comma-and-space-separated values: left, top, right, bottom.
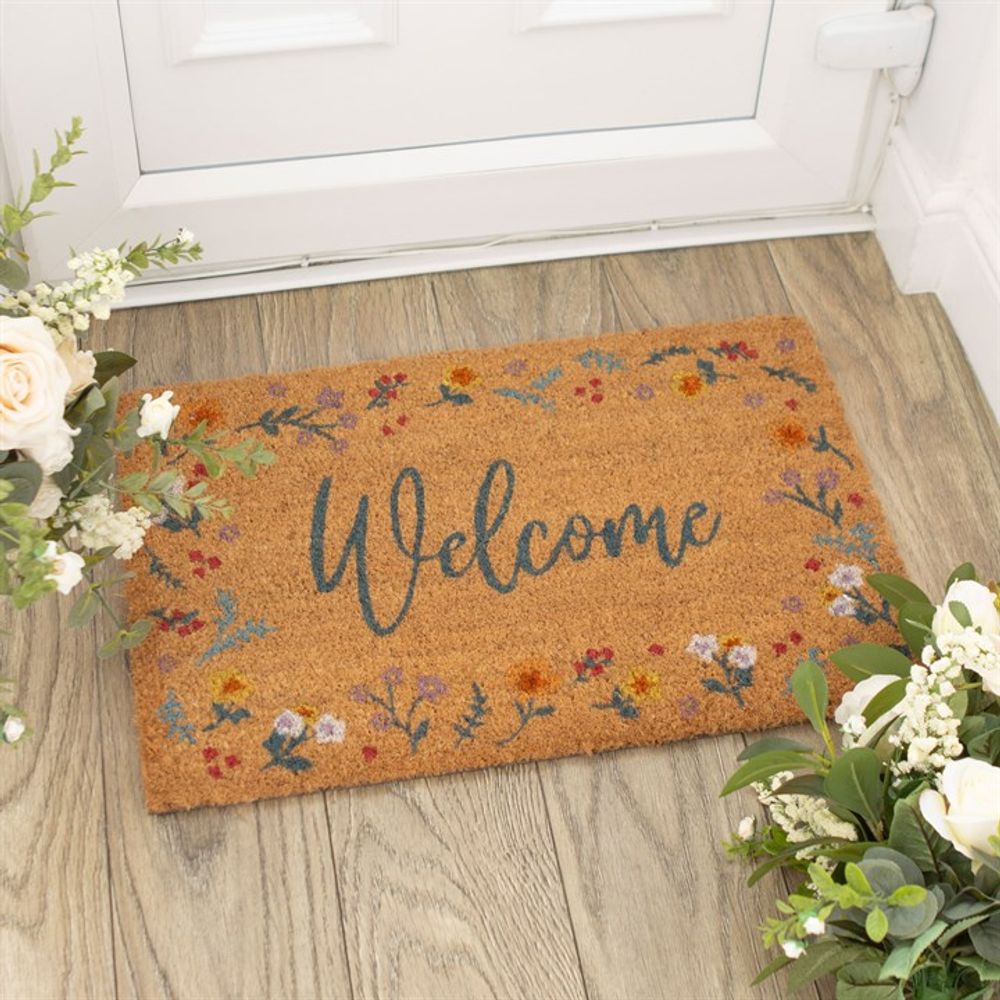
27, 477, 63, 519
3, 715, 26, 744
833, 673, 903, 736
932, 580, 1000, 638
42, 540, 85, 595
0, 316, 78, 472
737, 816, 756, 840
137, 390, 180, 440
55, 335, 96, 401
919, 758, 1000, 862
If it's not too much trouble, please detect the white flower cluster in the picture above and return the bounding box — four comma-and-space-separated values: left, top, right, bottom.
754, 771, 858, 858
937, 626, 1000, 696
887, 651, 963, 778
62, 495, 151, 560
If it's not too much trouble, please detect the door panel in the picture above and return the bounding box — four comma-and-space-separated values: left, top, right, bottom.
120, 0, 772, 169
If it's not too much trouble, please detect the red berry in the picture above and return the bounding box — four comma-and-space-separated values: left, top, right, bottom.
225, 755, 240, 768
188, 550, 204, 562
789, 631, 803, 644
361, 745, 378, 762
192, 619, 205, 631
785, 399, 799, 410
648, 643, 665, 656
380, 374, 392, 385
193, 462, 208, 478
202, 747, 219, 761
193, 566, 206, 578
747, 349, 759, 359
727, 353, 738, 361
207, 556, 221, 570
178, 626, 191, 637
158, 620, 170, 632
589, 377, 602, 388
601, 646, 614, 660
591, 393, 604, 403
397, 414, 408, 426
382, 424, 393, 436
773, 642, 788, 655
574, 386, 586, 396
368, 387, 379, 398
848, 493, 864, 507
805, 557, 821, 571
171, 609, 184, 618
387, 388, 398, 399
592, 665, 605, 676
573, 662, 584, 675
207, 765, 223, 779
719, 341, 730, 351
394, 372, 407, 383
586, 648, 599, 660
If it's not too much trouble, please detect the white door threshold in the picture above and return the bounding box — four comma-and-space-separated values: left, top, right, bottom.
122, 210, 875, 308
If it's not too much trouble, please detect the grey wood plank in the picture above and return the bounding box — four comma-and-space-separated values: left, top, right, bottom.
256, 276, 588, 1000
0, 599, 116, 1000
91, 300, 354, 1000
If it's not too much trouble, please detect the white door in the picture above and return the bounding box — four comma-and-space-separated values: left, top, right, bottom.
1, 0, 890, 292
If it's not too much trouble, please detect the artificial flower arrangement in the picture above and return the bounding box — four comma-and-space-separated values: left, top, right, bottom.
0, 119, 272, 746
725, 567, 1000, 998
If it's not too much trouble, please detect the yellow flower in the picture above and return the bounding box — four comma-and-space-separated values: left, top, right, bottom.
773, 421, 809, 449
722, 634, 743, 650
210, 669, 253, 703
444, 365, 480, 390
295, 704, 319, 724
621, 667, 661, 704
506, 657, 560, 697
671, 371, 704, 397
822, 584, 841, 602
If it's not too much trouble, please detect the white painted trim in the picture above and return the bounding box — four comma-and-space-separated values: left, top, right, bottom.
120, 210, 875, 308
873, 127, 1000, 420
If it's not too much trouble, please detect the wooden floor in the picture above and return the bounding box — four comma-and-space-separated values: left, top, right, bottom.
2, 234, 998, 1000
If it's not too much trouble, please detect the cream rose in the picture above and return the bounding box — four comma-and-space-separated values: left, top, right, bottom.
0, 315, 77, 473
834, 673, 902, 727
27, 476, 63, 519
55, 335, 96, 401
41, 540, 85, 595
932, 580, 1000, 638
919, 758, 1000, 862
137, 390, 180, 440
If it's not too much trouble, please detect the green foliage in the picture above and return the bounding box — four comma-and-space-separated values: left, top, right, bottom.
724, 563, 1000, 997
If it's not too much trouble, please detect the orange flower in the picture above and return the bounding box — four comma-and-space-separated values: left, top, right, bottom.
671, 371, 704, 398
822, 584, 841, 602
773, 421, 809, 449
184, 397, 224, 431
722, 634, 743, 650
621, 667, 661, 704
295, 704, 318, 724
444, 365, 480, 390
506, 657, 560, 697
210, 669, 253, 703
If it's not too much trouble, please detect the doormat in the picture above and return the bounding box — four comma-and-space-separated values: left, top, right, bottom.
124, 315, 904, 812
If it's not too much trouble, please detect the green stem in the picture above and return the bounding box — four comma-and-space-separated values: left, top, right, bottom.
87, 576, 122, 630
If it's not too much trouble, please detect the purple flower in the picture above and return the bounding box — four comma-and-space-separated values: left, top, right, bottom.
217, 524, 241, 542
634, 384, 654, 401
777, 338, 796, 352
828, 564, 864, 590
743, 393, 765, 409
780, 468, 801, 488
381, 665, 403, 687
316, 387, 344, 409
329, 438, 349, 454
762, 488, 784, 505
274, 709, 305, 738
267, 382, 288, 398
314, 714, 346, 744
349, 684, 370, 704
416, 674, 448, 703
678, 695, 700, 719
338, 411, 358, 429
816, 468, 839, 491
157, 654, 177, 673
829, 594, 857, 618
504, 358, 528, 376
296, 430, 314, 446
782, 595, 804, 613
371, 712, 392, 732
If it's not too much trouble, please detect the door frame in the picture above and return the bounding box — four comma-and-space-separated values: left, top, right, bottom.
1, 0, 890, 296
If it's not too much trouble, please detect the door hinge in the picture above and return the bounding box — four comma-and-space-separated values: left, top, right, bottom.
816, 3, 935, 97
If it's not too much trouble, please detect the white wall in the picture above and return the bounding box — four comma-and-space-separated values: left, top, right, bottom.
874, 0, 1000, 420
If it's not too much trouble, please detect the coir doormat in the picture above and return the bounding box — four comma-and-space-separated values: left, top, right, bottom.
124, 316, 903, 812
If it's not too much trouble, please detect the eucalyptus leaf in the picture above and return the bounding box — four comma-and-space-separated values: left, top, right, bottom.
825, 749, 883, 831
92, 350, 136, 385
862, 678, 908, 726
878, 921, 946, 980
897, 601, 935, 658
886, 796, 945, 875
946, 562, 977, 587
721, 750, 815, 796
737, 736, 812, 761
835, 960, 904, 1000
829, 644, 912, 682
0, 255, 29, 290
866, 908, 888, 942
970, 912, 1000, 964
0, 459, 42, 504
866, 573, 930, 610
948, 601, 973, 628
787, 941, 871, 992
791, 658, 828, 737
